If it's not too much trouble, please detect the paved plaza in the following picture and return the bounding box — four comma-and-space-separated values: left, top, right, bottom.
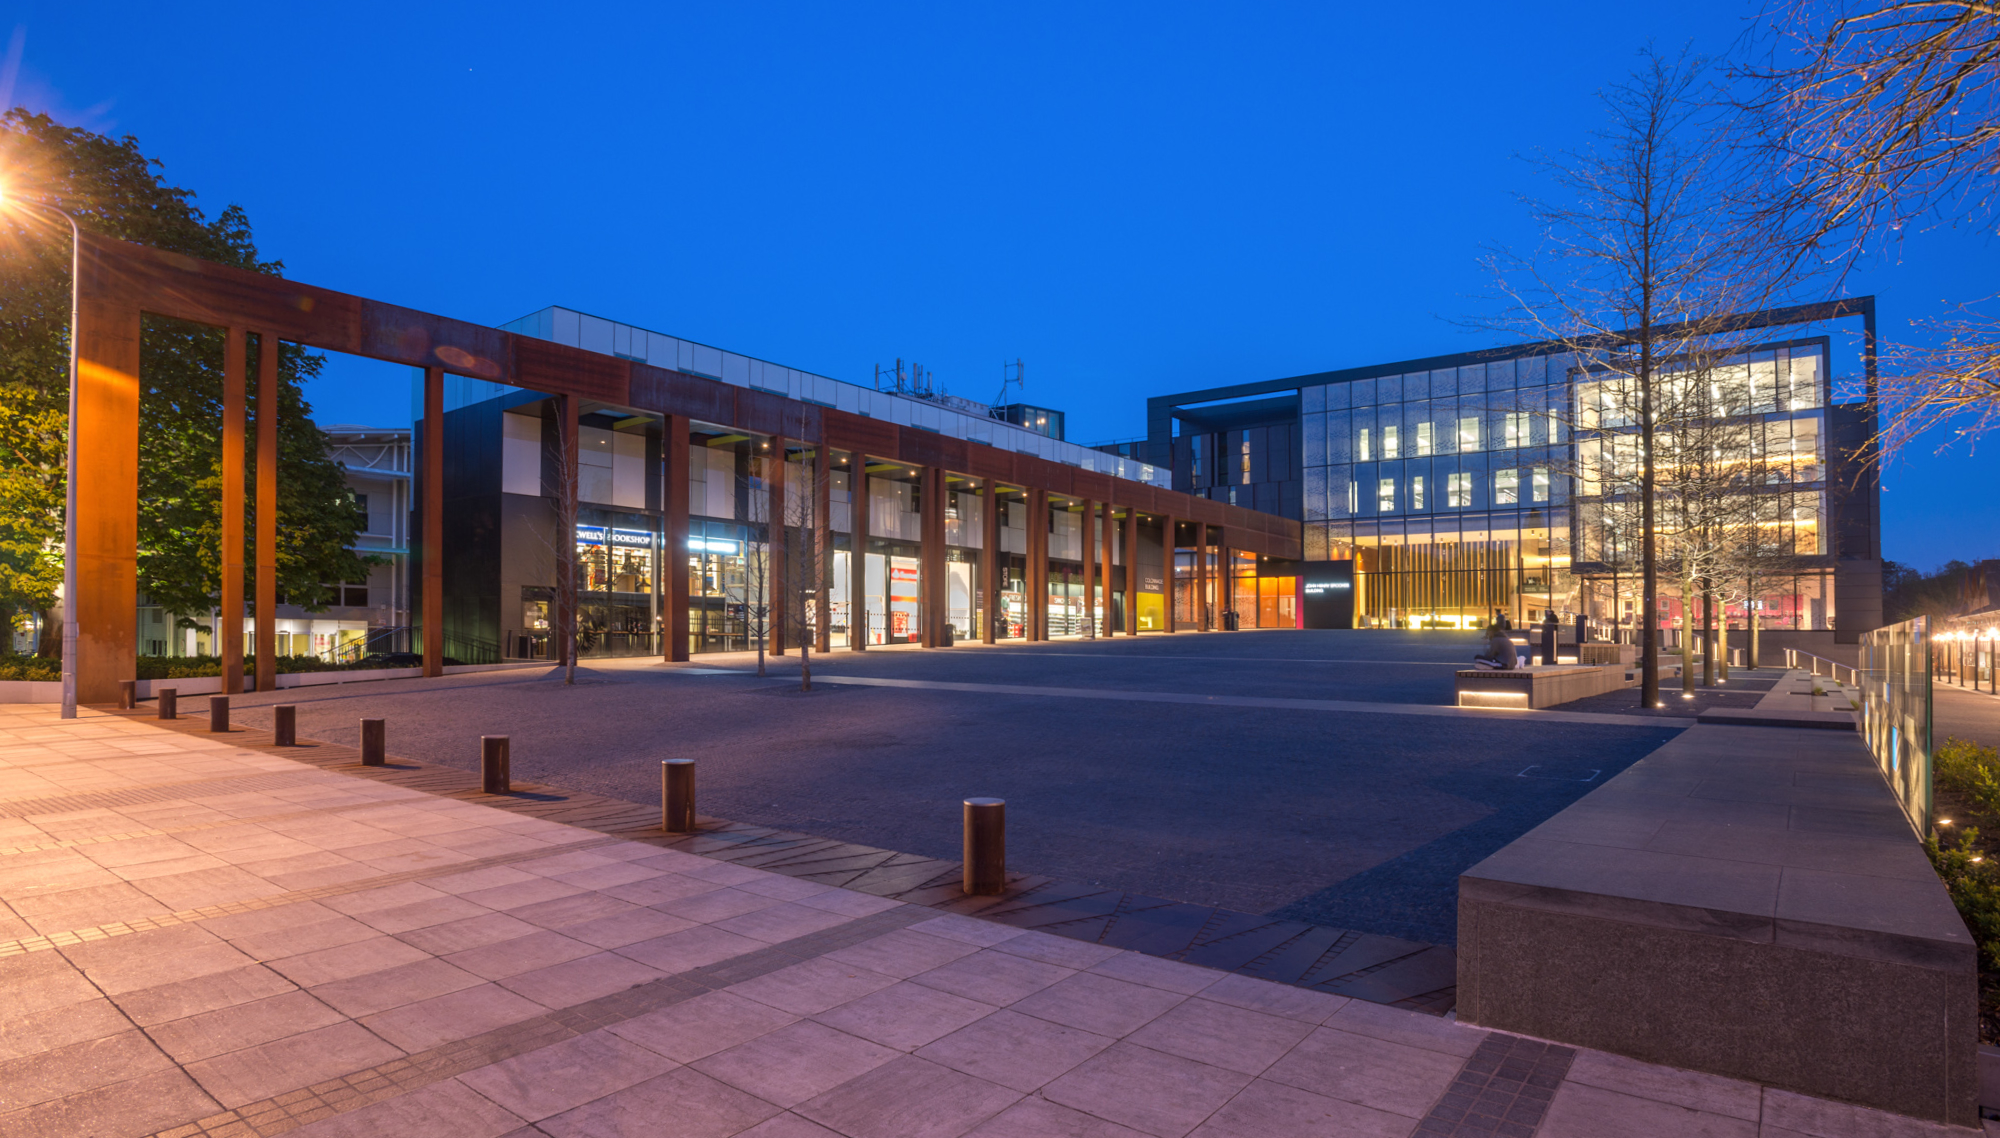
219, 632, 1685, 947
0, 699, 1969, 1138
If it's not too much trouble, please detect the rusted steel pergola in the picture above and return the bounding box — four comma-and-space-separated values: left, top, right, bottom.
69, 233, 1300, 705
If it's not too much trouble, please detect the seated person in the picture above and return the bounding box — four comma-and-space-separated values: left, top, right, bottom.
1472, 626, 1519, 670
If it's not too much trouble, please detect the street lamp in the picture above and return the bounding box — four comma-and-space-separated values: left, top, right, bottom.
0, 188, 83, 720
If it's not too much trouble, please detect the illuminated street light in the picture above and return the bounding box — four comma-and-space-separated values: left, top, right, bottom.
0, 186, 83, 720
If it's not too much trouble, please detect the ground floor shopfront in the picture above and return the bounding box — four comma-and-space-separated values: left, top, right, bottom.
430, 394, 1300, 664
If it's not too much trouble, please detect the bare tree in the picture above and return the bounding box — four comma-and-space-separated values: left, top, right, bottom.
739, 451, 774, 678
1482, 49, 1780, 706
520, 401, 582, 685
782, 417, 830, 693
1743, 1, 2000, 450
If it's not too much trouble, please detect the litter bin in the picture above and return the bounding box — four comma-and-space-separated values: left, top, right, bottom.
942, 622, 955, 647
1223, 610, 1240, 631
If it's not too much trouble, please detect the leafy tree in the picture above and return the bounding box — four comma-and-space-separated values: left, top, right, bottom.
0, 109, 369, 653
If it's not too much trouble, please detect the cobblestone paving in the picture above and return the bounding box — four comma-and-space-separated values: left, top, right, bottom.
0, 702, 1968, 1138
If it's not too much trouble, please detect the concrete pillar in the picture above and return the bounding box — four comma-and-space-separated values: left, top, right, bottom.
1080, 499, 1096, 639
1123, 508, 1138, 636
769, 438, 787, 654
554, 395, 579, 669
1195, 522, 1209, 630
1101, 502, 1115, 638
815, 445, 832, 653
1162, 515, 1177, 633
921, 466, 946, 647
1028, 489, 1048, 641
663, 414, 690, 662
851, 456, 869, 650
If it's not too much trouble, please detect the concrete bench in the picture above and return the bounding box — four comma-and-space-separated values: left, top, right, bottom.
1454, 664, 1626, 709
1457, 722, 1976, 1126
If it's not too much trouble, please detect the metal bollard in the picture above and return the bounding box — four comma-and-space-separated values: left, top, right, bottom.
360, 719, 386, 766
119, 680, 136, 709
158, 688, 177, 720
963, 797, 1006, 896
273, 705, 296, 746
661, 760, 696, 833
481, 736, 510, 793
209, 695, 229, 733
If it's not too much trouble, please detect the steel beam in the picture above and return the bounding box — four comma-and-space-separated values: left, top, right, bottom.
422, 366, 443, 677
221, 327, 246, 694
254, 332, 278, 693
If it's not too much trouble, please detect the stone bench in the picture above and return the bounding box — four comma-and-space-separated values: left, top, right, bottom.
1454, 665, 1627, 709
1457, 723, 1976, 1126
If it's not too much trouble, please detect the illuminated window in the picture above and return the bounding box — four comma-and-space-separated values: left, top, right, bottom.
1457, 417, 1480, 451
1532, 466, 1550, 503
1416, 422, 1435, 455
1377, 478, 1395, 513
1495, 468, 1520, 505
1504, 413, 1529, 448
1447, 472, 1472, 508
1348, 480, 1359, 514
1358, 428, 1371, 461
1382, 425, 1400, 459
1412, 476, 1426, 510
1240, 437, 1251, 484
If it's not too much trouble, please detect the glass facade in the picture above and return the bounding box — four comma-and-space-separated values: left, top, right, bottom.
1298, 341, 1839, 631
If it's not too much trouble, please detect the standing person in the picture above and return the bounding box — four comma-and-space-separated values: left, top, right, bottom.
1474, 626, 1519, 670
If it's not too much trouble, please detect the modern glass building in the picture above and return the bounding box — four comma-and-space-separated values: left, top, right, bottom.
1138, 300, 1883, 637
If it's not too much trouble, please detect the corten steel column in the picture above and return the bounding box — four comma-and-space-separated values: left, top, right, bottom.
1101, 503, 1115, 638
554, 395, 580, 669
921, 467, 945, 647
73, 247, 142, 706
1123, 508, 1138, 636
1161, 515, 1177, 633
1028, 489, 1047, 641
814, 445, 832, 653
768, 440, 787, 655
851, 458, 869, 650
421, 366, 444, 678
1080, 500, 1096, 640
662, 414, 690, 662
1219, 540, 1232, 629
220, 328, 247, 694
253, 332, 278, 694
1194, 522, 1209, 631
980, 486, 999, 644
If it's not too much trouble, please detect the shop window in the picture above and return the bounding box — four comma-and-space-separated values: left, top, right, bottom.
1382, 425, 1400, 459
1412, 475, 1426, 510
1377, 478, 1395, 513
1447, 472, 1472, 508
1457, 417, 1480, 451
1358, 428, 1371, 462
1495, 469, 1520, 505
1416, 421, 1435, 456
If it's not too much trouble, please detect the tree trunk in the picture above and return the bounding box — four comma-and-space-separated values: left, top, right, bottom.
1680, 579, 1696, 693
799, 640, 811, 692
1748, 573, 1761, 669
1703, 579, 1720, 685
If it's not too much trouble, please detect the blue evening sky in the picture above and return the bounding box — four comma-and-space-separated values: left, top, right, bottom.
7, 1, 1994, 569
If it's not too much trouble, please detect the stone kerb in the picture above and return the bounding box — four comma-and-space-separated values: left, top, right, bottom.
1455, 722, 1978, 1126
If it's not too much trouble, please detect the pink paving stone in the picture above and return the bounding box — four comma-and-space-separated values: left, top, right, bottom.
989, 930, 1125, 970
964, 1096, 1153, 1138
909, 949, 1075, 1006
394, 911, 544, 956
692, 1021, 901, 1108
1259, 1025, 1464, 1119
1086, 952, 1225, 996
916, 1008, 1117, 1093
268, 934, 431, 988
728, 956, 901, 1016
111, 963, 299, 1027
1043, 1042, 1255, 1138
613, 924, 770, 974
1009, 972, 1189, 1038
609, 991, 802, 1064
359, 983, 548, 1053
309, 957, 486, 1018
443, 929, 599, 980
1124, 999, 1316, 1078
794, 889, 906, 918
712, 901, 856, 943
539, 1066, 781, 1138
146, 989, 349, 1064
905, 913, 1029, 948
558, 906, 697, 949
496, 950, 667, 1008
820, 928, 983, 980
182, 1020, 404, 1108
602, 873, 724, 907
285, 1076, 526, 1138
812, 981, 999, 1052
1193, 973, 1346, 1026
655, 885, 788, 923
1188, 1078, 1419, 1138
795, 1054, 1021, 1138
458, 1029, 675, 1122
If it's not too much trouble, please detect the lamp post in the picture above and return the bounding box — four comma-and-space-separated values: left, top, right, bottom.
1, 190, 84, 719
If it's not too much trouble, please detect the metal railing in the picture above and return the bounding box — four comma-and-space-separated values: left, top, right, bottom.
1783, 648, 1859, 688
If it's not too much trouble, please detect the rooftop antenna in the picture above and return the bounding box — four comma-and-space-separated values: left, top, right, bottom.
993, 358, 1024, 409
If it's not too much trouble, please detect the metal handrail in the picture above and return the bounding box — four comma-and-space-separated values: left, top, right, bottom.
1784, 647, 1858, 688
